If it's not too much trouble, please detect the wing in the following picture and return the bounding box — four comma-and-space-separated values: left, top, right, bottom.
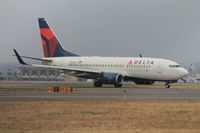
32, 64, 101, 79
13, 49, 101, 79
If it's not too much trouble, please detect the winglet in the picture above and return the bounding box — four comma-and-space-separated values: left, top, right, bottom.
13, 49, 27, 65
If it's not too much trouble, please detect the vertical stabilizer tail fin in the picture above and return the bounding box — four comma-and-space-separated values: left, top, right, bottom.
38, 18, 78, 57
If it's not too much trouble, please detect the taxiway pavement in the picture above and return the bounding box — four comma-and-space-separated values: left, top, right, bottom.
1, 87, 200, 102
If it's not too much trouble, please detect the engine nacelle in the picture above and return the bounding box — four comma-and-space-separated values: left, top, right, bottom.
101, 73, 123, 84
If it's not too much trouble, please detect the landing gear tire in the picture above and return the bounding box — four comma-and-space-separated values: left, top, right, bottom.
94, 80, 102, 87
114, 84, 122, 88
165, 84, 170, 88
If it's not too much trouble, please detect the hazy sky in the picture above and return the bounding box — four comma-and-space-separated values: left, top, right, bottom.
1, 0, 200, 66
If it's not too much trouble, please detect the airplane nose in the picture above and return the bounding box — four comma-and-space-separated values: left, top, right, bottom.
181, 68, 189, 77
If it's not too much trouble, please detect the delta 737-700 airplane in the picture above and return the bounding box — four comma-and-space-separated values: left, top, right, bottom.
14, 18, 189, 88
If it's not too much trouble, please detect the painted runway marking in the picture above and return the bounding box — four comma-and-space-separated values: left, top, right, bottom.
1, 95, 200, 99
1, 87, 200, 101
74, 90, 178, 94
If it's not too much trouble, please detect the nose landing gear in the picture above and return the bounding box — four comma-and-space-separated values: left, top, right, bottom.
165, 82, 171, 88
165, 80, 177, 88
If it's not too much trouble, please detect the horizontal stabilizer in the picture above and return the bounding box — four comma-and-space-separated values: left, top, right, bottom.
13, 53, 52, 63
20, 56, 52, 62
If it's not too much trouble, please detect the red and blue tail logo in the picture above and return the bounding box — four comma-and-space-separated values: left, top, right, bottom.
38, 18, 78, 57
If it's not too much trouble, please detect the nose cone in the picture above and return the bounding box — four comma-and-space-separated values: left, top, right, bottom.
180, 68, 189, 78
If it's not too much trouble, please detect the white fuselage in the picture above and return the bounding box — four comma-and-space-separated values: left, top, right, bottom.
43, 56, 188, 81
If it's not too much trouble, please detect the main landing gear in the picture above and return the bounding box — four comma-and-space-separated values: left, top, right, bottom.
93, 80, 123, 88
93, 80, 102, 87
114, 83, 123, 88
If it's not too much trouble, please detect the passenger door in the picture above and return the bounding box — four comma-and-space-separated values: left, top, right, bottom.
157, 64, 163, 73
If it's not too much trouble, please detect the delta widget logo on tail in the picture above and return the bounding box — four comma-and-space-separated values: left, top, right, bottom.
38, 18, 78, 58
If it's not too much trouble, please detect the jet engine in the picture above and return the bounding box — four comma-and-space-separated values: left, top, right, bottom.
94, 73, 123, 87
101, 73, 123, 84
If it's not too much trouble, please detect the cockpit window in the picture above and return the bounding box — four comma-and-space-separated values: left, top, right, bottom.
169, 65, 180, 68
